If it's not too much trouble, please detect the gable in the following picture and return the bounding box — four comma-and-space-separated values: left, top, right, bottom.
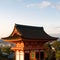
10, 26, 22, 37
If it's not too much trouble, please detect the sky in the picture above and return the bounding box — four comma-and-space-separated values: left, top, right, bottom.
0, 0, 60, 38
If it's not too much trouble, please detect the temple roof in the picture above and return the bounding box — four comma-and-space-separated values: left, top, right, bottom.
2, 24, 58, 40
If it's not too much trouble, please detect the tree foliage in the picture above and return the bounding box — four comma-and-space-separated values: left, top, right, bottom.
45, 40, 60, 60
1, 46, 13, 54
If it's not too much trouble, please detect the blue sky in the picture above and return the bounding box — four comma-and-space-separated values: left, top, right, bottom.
0, 0, 60, 38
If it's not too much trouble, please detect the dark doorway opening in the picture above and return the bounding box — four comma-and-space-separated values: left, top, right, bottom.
36, 52, 39, 60
24, 53, 30, 60
40, 51, 44, 60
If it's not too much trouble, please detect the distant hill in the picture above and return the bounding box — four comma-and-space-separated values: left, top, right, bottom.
0, 39, 15, 47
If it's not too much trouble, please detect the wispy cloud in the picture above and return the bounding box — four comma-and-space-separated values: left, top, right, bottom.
26, 1, 60, 10
55, 27, 60, 29
55, 3, 60, 10
37, 1, 51, 8
26, 1, 51, 8
16, 0, 22, 2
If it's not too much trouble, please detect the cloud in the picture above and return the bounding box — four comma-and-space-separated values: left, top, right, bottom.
26, 4, 36, 8
26, 1, 60, 10
55, 3, 60, 10
16, 0, 22, 2
26, 1, 51, 8
37, 1, 51, 8
55, 27, 60, 29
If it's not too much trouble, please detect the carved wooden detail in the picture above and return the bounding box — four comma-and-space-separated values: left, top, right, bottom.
11, 42, 24, 51
24, 41, 46, 50
11, 27, 21, 36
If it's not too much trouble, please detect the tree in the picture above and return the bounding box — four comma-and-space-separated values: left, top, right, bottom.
1, 46, 13, 54
52, 41, 60, 60
52, 41, 60, 51
45, 42, 56, 60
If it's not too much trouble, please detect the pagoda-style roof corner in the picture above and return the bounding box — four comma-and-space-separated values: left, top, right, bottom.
2, 24, 58, 42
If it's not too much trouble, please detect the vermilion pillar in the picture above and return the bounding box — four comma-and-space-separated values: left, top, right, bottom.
11, 42, 24, 60
19, 51, 24, 60
16, 50, 20, 60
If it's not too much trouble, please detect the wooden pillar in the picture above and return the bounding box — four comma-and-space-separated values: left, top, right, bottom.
19, 51, 24, 60
11, 42, 24, 60
30, 51, 36, 60
39, 50, 40, 60
16, 50, 20, 60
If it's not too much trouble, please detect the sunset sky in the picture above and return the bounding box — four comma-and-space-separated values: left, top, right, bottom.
0, 0, 60, 38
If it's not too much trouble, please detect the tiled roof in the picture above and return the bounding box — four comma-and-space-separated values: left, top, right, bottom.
15, 24, 58, 40
2, 24, 58, 40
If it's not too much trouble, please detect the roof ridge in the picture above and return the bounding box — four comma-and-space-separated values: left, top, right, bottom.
15, 24, 43, 28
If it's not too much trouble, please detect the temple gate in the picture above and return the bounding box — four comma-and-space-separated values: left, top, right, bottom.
2, 24, 58, 60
